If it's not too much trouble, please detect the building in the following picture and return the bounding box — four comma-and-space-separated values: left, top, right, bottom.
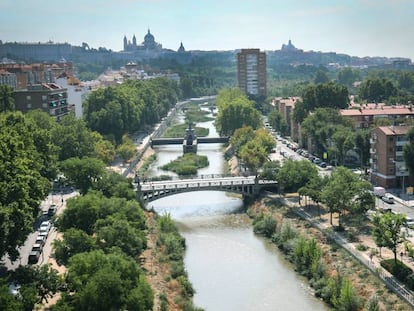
13, 83, 70, 120
340, 105, 414, 129
370, 125, 411, 190
123, 29, 162, 52
237, 49, 266, 97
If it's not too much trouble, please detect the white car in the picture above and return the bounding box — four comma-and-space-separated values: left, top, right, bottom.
39, 221, 51, 234
382, 193, 394, 204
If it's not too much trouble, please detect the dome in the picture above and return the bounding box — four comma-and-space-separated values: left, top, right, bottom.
144, 29, 154, 43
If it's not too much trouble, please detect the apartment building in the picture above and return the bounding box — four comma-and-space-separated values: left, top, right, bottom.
340, 105, 414, 129
13, 83, 70, 120
370, 125, 411, 190
237, 49, 266, 97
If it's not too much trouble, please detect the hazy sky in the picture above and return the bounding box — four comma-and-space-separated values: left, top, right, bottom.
1, 0, 413, 60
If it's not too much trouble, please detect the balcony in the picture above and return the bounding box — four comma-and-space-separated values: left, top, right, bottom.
370, 148, 376, 154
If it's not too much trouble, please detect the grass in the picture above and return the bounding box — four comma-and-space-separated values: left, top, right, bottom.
160, 153, 209, 176
162, 124, 209, 138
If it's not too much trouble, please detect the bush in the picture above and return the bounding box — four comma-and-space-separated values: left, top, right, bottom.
380, 259, 414, 289
253, 215, 277, 238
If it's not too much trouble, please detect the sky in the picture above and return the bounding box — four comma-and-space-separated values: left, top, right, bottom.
1, 0, 414, 60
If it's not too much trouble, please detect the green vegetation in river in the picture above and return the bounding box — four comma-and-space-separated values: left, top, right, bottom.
185, 106, 214, 123
162, 124, 209, 138
160, 153, 209, 176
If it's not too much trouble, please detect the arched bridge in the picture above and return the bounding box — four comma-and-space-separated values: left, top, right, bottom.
135, 175, 278, 204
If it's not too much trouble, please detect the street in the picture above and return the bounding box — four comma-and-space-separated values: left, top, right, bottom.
1, 190, 78, 270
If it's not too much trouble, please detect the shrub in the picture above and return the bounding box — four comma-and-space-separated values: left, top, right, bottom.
253, 215, 277, 238
380, 259, 414, 289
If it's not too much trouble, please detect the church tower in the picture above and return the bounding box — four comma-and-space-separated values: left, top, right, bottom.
132, 34, 137, 47
123, 35, 128, 51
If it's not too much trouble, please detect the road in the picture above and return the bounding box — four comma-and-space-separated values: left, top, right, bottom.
1, 190, 78, 270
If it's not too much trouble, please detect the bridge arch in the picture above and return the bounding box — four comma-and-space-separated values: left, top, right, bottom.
135, 175, 278, 205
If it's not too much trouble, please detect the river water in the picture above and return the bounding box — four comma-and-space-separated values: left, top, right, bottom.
148, 111, 328, 311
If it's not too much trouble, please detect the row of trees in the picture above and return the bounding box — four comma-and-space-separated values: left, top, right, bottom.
84, 77, 180, 144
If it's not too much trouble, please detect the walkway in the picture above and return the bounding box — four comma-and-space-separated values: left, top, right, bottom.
278, 196, 414, 307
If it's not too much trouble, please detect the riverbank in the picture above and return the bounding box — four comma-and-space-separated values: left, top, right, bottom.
248, 195, 413, 310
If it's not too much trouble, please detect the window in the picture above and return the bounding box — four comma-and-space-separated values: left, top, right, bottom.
26, 95, 31, 100
27, 103, 32, 109
42, 103, 48, 108
42, 95, 47, 101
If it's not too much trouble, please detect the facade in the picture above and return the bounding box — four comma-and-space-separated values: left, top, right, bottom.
271, 97, 301, 141
13, 83, 70, 120
123, 29, 162, 52
237, 49, 266, 97
370, 125, 411, 190
0, 61, 74, 89
340, 105, 414, 129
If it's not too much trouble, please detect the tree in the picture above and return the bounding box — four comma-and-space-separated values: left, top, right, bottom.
215, 88, 262, 136
53, 228, 96, 265
337, 278, 360, 310
277, 159, 319, 192
52, 115, 96, 161
59, 157, 106, 194
322, 167, 372, 227
63, 250, 153, 310
230, 126, 255, 155
268, 109, 289, 135
372, 212, 406, 264
359, 78, 397, 103
0, 85, 15, 112
117, 134, 136, 162
314, 70, 329, 84
337, 67, 360, 88
302, 82, 349, 112
239, 140, 268, 176
0, 112, 51, 260
301, 108, 352, 157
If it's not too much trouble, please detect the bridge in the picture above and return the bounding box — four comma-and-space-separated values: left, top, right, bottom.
151, 136, 229, 146
135, 175, 278, 204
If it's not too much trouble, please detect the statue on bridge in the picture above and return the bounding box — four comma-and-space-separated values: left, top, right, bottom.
183, 122, 198, 154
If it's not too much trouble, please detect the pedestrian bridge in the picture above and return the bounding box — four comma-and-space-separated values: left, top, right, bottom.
135, 175, 277, 204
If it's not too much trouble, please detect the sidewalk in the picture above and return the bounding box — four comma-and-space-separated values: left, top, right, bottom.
277, 195, 414, 307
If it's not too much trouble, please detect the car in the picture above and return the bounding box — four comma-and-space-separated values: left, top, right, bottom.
31, 243, 43, 252
38, 231, 48, 240
28, 250, 40, 264
47, 204, 57, 217
40, 220, 51, 230
313, 158, 322, 165
35, 235, 46, 246
382, 193, 394, 204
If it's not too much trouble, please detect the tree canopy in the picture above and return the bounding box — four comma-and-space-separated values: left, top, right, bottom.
215, 88, 262, 136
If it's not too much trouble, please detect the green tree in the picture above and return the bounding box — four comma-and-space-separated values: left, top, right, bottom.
337, 278, 360, 311
239, 140, 268, 176
359, 78, 397, 103
64, 250, 153, 310
60, 157, 106, 194
372, 212, 406, 264
277, 159, 319, 192
268, 109, 289, 136
117, 134, 136, 162
337, 68, 360, 88
53, 228, 96, 265
314, 70, 329, 84
215, 88, 262, 136
52, 115, 96, 161
0, 112, 51, 260
0, 85, 15, 112
322, 167, 372, 227
230, 126, 255, 155
302, 82, 349, 112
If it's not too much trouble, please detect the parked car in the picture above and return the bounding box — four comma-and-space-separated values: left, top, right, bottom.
382, 193, 394, 204
28, 250, 40, 264
39, 221, 51, 235
31, 243, 43, 253
35, 235, 46, 246
319, 162, 327, 168
47, 204, 57, 217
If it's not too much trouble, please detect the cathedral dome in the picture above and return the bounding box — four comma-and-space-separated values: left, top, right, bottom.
144, 29, 155, 43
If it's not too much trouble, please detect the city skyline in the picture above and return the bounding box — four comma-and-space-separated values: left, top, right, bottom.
1, 0, 413, 60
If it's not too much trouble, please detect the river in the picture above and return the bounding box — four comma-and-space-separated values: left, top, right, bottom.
148, 109, 328, 310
